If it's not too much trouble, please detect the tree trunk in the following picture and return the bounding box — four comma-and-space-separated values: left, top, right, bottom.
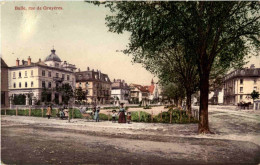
186, 91, 192, 122
198, 70, 211, 133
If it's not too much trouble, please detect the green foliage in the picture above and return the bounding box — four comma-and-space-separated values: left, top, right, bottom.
6, 109, 16, 115
251, 90, 259, 101
131, 111, 151, 122
57, 83, 74, 105
74, 87, 86, 104
102, 1, 260, 131
13, 94, 26, 105
18, 109, 29, 116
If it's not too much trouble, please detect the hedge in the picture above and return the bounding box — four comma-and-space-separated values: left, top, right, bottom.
1, 108, 198, 124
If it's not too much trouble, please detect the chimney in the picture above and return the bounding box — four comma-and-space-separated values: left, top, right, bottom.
87, 67, 90, 71
39, 58, 41, 62
114, 79, 115, 82
28, 56, 31, 65
16, 58, 20, 66
22, 59, 25, 65
78, 68, 81, 72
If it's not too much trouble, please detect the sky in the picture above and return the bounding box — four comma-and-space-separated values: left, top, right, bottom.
1, 1, 157, 85
1, 1, 259, 85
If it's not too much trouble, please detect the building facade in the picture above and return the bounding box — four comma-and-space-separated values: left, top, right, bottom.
1, 58, 9, 108
111, 79, 130, 104
223, 65, 260, 105
75, 68, 111, 105
8, 49, 76, 106
129, 83, 150, 105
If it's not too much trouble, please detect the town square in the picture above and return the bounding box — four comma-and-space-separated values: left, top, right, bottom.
1, 1, 260, 165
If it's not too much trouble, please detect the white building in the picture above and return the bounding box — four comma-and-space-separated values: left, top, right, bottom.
111, 79, 130, 104
8, 49, 76, 106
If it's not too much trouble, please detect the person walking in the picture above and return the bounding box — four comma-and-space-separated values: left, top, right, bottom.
118, 103, 126, 123
95, 107, 100, 122
46, 106, 51, 119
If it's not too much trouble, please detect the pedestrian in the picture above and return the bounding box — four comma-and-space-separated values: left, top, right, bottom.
127, 112, 131, 124
95, 107, 100, 122
46, 105, 51, 119
112, 110, 117, 123
118, 103, 126, 123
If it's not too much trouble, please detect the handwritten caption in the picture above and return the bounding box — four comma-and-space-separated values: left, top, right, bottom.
15, 6, 63, 11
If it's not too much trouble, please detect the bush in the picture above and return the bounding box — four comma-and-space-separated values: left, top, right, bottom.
31, 109, 44, 117
6, 109, 16, 115
18, 109, 29, 116
131, 111, 151, 122
153, 108, 198, 124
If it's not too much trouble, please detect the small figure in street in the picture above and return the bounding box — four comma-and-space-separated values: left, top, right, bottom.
112, 110, 117, 123
59, 109, 65, 119
127, 112, 131, 124
46, 106, 51, 119
94, 106, 100, 122
118, 103, 126, 123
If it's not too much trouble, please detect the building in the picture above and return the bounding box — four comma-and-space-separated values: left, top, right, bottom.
147, 79, 160, 102
8, 49, 76, 106
1, 58, 9, 108
111, 79, 130, 104
75, 68, 111, 105
129, 83, 150, 105
223, 65, 260, 105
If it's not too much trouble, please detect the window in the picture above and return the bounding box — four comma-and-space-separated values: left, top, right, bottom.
56, 83, 59, 88
13, 72, 16, 78
13, 83, 16, 88
25, 82, 27, 88
240, 87, 243, 93
62, 74, 65, 79
240, 79, 243, 84
48, 82, 52, 88
31, 81, 33, 87
19, 82, 21, 88
42, 70, 45, 76
31, 70, 33, 76
56, 73, 59, 78
67, 75, 70, 81
19, 72, 21, 78
25, 71, 27, 77
42, 81, 46, 88
48, 71, 51, 77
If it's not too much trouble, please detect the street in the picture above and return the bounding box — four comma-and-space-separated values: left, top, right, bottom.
1, 106, 260, 164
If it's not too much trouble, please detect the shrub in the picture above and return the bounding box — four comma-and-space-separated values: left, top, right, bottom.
31, 109, 44, 117
18, 109, 29, 116
6, 109, 16, 115
131, 111, 151, 122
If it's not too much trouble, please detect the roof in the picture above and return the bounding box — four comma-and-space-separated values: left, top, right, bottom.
224, 68, 260, 82
9, 61, 74, 73
45, 49, 62, 62
130, 84, 149, 93
1, 58, 8, 68
111, 79, 130, 90
76, 70, 111, 83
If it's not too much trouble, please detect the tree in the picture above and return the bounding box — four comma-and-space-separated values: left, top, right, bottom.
251, 90, 259, 101
161, 82, 185, 107
57, 83, 74, 105
74, 87, 86, 104
103, 2, 260, 133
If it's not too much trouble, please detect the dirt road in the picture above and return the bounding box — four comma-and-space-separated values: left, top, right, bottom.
1, 106, 260, 164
